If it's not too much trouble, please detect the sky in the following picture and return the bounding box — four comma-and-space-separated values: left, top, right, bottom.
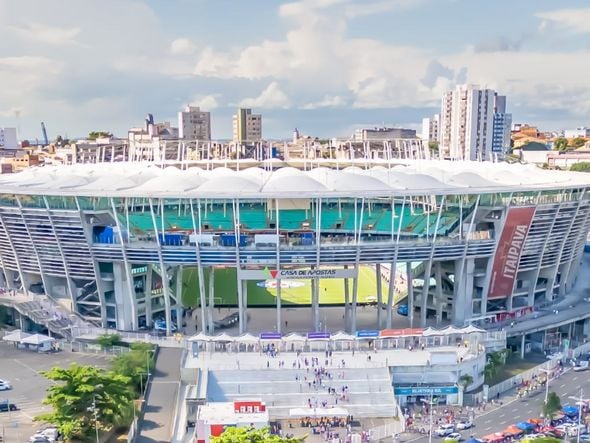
0, 0, 589, 141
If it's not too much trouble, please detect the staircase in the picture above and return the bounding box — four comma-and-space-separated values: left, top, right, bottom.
206, 367, 397, 419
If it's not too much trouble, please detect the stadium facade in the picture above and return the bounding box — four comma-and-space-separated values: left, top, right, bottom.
0, 160, 588, 335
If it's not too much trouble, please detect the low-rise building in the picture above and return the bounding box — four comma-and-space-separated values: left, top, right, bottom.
354, 127, 416, 141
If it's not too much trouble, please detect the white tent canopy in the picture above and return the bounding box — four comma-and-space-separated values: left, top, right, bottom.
289, 407, 349, 418
20, 333, 54, 345
2, 329, 31, 342
211, 333, 235, 342
236, 333, 259, 344
188, 332, 212, 342
331, 331, 356, 341
422, 327, 443, 337
441, 325, 463, 335
283, 333, 307, 343
462, 325, 485, 334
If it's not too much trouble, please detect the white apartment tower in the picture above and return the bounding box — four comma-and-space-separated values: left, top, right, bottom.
421, 114, 440, 143
232, 108, 262, 143
0, 127, 18, 149
178, 106, 211, 140
439, 84, 496, 161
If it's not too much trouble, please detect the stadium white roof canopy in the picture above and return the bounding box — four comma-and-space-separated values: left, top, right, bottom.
0, 160, 586, 198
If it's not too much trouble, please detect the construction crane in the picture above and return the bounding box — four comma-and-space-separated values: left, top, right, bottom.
40, 122, 49, 146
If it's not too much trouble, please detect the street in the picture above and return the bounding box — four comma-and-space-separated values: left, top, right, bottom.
405, 368, 590, 442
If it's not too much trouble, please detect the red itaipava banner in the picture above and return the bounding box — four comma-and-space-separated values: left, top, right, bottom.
487, 206, 536, 299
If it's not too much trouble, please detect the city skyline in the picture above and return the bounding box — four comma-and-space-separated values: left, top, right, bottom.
0, 0, 589, 140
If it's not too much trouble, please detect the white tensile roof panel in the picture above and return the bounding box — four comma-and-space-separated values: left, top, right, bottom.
0, 160, 587, 197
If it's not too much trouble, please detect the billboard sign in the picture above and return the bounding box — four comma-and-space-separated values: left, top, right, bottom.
488, 207, 536, 299
239, 267, 358, 280
394, 386, 459, 395
307, 332, 331, 340
355, 330, 380, 339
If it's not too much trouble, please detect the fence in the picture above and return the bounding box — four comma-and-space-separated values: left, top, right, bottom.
71, 326, 187, 348
463, 341, 590, 406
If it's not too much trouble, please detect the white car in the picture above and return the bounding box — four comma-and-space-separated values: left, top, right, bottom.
435, 424, 456, 437
443, 432, 463, 442
456, 419, 473, 430
29, 427, 59, 443
0, 379, 12, 390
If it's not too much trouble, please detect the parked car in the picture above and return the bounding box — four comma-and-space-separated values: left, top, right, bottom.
213, 312, 240, 329
579, 434, 590, 442
0, 402, 17, 412
397, 304, 408, 316
153, 319, 177, 332
28, 436, 51, 443
443, 432, 463, 441
456, 419, 473, 430
0, 379, 11, 391
34, 427, 60, 442
573, 361, 589, 372
435, 424, 455, 437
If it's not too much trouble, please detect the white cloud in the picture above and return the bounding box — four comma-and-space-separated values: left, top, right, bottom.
535, 8, 590, 34
10, 22, 82, 45
302, 95, 347, 109
344, 0, 425, 18
170, 38, 196, 55
190, 94, 220, 110
238, 82, 291, 109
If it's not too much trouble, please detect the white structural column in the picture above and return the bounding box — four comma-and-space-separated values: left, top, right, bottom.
147, 198, 172, 335
15, 196, 51, 305
386, 197, 405, 328
110, 198, 139, 330
452, 195, 480, 324
74, 196, 108, 327
176, 265, 184, 331
376, 263, 382, 326
350, 198, 364, 333
434, 262, 444, 325
311, 270, 319, 330
275, 200, 282, 333
242, 279, 248, 331
407, 263, 414, 328
232, 199, 247, 334
208, 267, 215, 334
344, 267, 350, 331
189, 199, 208, 333
0, 211, 29, 293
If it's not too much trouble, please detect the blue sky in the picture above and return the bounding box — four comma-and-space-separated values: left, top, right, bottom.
0, 0, 589, 140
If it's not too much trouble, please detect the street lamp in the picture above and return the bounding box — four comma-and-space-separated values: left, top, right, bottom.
539, 368, 552, 404
568, 389, 588, 443
421, 392, 436, 443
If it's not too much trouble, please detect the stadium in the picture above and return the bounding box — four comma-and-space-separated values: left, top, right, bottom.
0, 160, 588, 336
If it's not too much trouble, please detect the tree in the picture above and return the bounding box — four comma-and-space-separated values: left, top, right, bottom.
111, 342, 156, 394
212, 427, 305, 443
36, 364, 134, 441
428, 141, 439, 154
553, 137, 568, 152
459, 374, 473, 389
96, 333, 122, 349
570, 162, 590, 173
522, 438, 560, 443
542, 392, 562, 420
570, 137, 587, 148
87, 131, 113, 140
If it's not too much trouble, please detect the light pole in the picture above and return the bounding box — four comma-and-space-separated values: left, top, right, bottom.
421, 392, 435, 443
539, 368, 552, 404
568, 389, 588, 443
91, 394, 99, 443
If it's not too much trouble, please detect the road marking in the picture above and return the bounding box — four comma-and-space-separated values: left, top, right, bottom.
560, 383, 566, 388
485, 419, 492, 424
499, 414, 505, 418
12, 358, 41, 375
573, 376, 578, 381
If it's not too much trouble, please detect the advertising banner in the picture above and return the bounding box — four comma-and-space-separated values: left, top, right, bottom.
394, 386, 459, 396
355, 330, 380, 339
259, 332, 282, 340
487, 207, 536, 299
307, 332, 331, 340
239, 267, 358, 280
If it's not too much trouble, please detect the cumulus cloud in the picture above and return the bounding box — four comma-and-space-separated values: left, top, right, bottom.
473, 36, 523, 53
10, 22, 82, 46
170, 38, 196, 55
190, 94, 220, 110
536, 8, 590, 34
302, 95, 347, 109
238, 82, 291, 109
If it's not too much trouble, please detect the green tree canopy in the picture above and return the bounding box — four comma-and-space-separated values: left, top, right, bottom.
96, 333, 122, 349
553, 138, 568, 151
570, 162, 590, 173
522, 438, 561, 443
542, 392, 562, 420
570, 137, 587, 148
212, 426, 305, 443
459, 374, 473, 388
111, 342, 156, 394
428, 141, 439, 153
36, 363, 134, 441
88, 131, 113, 140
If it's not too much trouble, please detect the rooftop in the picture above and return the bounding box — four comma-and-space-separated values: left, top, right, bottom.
0, 160, 586, 198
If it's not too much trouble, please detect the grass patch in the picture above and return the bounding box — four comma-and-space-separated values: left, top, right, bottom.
180, 266, 392, 307
485, 356, 540, 385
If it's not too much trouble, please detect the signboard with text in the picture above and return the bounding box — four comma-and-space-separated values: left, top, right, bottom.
394, 386, 459, 396
487, 207, 536, 299
239, 267, 358, 280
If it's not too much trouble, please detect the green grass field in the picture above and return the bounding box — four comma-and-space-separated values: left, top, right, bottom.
180, 266, 392, 307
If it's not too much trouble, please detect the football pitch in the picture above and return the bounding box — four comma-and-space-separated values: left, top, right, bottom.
180, 266, 392, 307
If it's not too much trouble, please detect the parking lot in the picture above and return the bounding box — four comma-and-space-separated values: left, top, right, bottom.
0, 342, 113, 442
